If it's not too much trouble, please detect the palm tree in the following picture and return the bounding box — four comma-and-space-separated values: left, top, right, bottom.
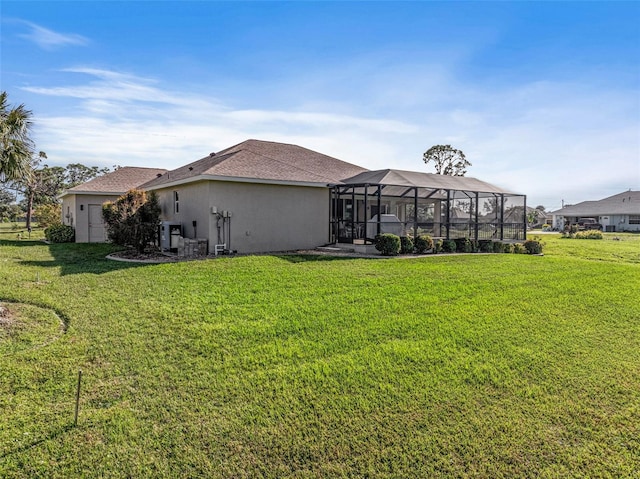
0, 91, 34, 182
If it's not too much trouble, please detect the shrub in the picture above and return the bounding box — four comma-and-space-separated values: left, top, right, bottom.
374, 234, 401, 256
454, 237, 473, 253
503, 243, 514, 254
442, 240, 457, 253
478, 240, 493, 253
102, 190, 161, 253
44, 224, 75, 243
523, 240, 543, 254
561, 224, 579, 238
513, 243, 526, 254
575, 230, 603, 240
35, 204, 62, 228
492, 241, 504, 253
399, 236, 414, 254
414, 234, 434, 254
434, 239, 443, 254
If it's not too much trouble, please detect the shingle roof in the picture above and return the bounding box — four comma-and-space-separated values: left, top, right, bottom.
141, 139, 368, 189
551, 190, 640, 216
62, 167, 168, 196
341, 169, 518, 196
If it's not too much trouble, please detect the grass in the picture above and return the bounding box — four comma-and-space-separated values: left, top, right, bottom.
0, 233, 639, 477
0, 222, 46, 241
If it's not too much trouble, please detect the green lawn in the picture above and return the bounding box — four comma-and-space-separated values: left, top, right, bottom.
1, 234, 639, 478
0, 222, 46, 241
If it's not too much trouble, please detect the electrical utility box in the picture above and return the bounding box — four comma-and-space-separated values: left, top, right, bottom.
160, 222, 182, 252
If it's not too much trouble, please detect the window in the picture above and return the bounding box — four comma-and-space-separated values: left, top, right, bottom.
629, 215, 640, 225
173, 191, 179, 214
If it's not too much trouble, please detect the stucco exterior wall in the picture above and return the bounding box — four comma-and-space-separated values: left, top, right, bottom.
153, 180, 330, 254
61, 195, 76, 227
64, 194, 120, 242
155, 181, 212, 241
210, 181, 330, 253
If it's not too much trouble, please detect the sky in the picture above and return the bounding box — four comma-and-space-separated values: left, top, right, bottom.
1, 1, 639, 210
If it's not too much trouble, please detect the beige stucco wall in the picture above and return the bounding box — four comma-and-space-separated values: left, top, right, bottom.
155, 181, 212, 241
61, 195, 76, 227
153, 180, 330, 254
62, 194, 119, 243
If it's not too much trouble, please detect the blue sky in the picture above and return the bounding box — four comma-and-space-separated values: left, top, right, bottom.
2, 1, 639, 210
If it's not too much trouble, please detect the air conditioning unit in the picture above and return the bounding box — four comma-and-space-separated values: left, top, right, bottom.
160, 221, 182, 252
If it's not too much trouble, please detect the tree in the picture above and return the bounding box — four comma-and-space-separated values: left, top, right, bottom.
422, 145, 471, 176
34, 203, 62, 228
0, 187, 21, 222
102, 189, 161, 253
65, 163, 112, 189
18, 151, 60, 230
0, 92, 34, 182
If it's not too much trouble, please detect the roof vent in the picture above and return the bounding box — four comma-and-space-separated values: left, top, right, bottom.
209, 152, 216, 157
156, 173, 162, 177
189, 167, 193, 171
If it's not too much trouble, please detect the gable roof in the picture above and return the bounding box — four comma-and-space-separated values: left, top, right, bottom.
141, 139, 368, 189
551, 190, 640, 216
341, 169, 518, 197
60, 167, 169, 197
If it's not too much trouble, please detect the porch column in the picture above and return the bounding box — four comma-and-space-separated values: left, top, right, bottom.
446, 189, 451, 240
414, 187, 418, 237
364, 184, 368, 243
523, 195, 527, 240
351, 188, 356, 240
474, 192, 479, 241
500, 194, 505, 240
377, 185, 382, 236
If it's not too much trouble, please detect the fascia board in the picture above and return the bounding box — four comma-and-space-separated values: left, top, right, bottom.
143, 174, 332, 191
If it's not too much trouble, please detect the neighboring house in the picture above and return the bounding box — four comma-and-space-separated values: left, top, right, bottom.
550, 190, 640, 232
61, 139, 527, 253
60, 167, 168, 242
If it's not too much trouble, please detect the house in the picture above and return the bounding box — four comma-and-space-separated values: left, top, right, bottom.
550, 190, 640, 232
60, 167, 168, 242
60, 139, 527, 253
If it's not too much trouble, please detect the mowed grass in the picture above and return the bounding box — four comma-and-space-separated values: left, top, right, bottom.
0, 234, 638, 478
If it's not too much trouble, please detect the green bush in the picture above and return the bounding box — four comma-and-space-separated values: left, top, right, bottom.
524, 240, 543, 254
399, 236, 414, 254
374, 234, 401, 256
503, 243, 514, 254
454, 237, 473, 253
414, 234, 434, 254
102, 190, 161, 253
478, 240, 492, 253
442, 240, 457, 253
44, 224, 75, 243
492, 241, 504, 253
513, 243, 526, 254
434, 239, 443, 253
575, 230, 603, 240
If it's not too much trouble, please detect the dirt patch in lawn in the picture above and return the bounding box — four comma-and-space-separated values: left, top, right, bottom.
0, 303, 17, 322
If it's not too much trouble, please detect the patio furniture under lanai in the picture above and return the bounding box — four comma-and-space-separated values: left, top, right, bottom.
330, 169, 527, 245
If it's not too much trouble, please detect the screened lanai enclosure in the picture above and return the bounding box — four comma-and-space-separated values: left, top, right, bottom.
330, 170, 527, 245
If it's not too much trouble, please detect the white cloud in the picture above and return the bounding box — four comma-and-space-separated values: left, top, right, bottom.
24, 66, 640, 209
17, 21, 89, 50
